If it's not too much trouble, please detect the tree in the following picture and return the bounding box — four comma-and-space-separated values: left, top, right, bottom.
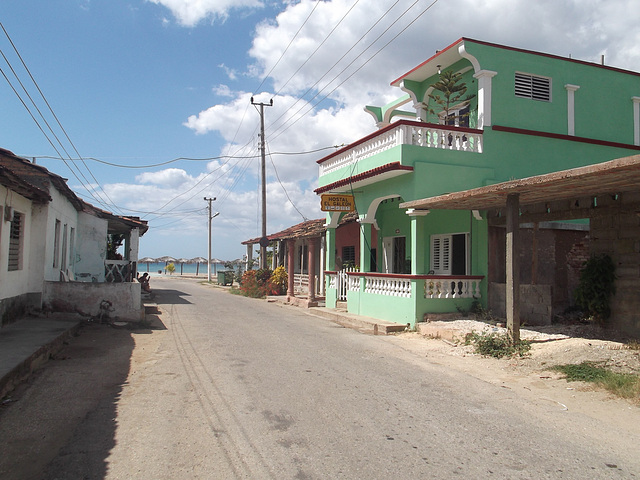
428, 70, 476, 126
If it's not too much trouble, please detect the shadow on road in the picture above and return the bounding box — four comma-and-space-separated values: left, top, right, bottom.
0, 323, 140, 480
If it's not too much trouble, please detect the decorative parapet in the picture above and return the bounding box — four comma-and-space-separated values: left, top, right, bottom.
341, 271, 483, 299
318, 120, 483, 177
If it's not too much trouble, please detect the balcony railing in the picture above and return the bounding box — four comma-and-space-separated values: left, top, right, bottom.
105, 260, 134, 283
328, 271, 483, 299
319, 120, 483, 177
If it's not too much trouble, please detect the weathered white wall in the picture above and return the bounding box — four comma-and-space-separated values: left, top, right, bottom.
43, 281, 143, 321
75, 211, 107, 282
0, 187, 35, 302
43, 187, 80, 282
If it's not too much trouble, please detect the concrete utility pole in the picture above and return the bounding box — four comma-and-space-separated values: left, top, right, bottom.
204, 197, 218, 282
251, 97, 273, 269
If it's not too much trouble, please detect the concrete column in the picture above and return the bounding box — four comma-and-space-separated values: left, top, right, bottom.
325, 226, 336, 271
359, 222, 372, 272
307, 237, 318, 303
407, 209, 429, 274
286, 239, 295, 298
473, 70, 497, 128
506, 193, 521, 343
565, 84, 580, 136
633, 97, 640, 146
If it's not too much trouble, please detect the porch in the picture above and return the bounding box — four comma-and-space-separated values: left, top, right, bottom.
325, 271, 484, 327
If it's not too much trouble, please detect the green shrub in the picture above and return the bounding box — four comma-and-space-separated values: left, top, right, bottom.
465, 331, 531, 358
574, 254, 616, 322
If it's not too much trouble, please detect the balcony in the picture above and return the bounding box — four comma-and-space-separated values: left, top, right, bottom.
318, 120, 483, 178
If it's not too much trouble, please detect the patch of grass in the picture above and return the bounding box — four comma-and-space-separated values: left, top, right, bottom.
464, 331, 531, 359
552, 362, 640, 400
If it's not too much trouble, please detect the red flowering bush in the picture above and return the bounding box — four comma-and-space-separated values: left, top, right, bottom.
239, 269, 279, 298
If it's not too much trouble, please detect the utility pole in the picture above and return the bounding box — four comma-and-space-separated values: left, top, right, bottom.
251, 96, 273, 269
204, 197, 217, 282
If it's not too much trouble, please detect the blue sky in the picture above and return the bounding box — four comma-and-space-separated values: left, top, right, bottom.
1, 0, 638, 261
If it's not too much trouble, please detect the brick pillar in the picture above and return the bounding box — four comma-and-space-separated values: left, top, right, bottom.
287, 239, 295, 298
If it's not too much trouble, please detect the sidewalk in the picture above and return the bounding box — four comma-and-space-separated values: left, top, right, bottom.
0, 315, 83, 399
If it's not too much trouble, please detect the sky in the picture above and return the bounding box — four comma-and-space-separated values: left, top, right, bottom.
0, 0, 638, 262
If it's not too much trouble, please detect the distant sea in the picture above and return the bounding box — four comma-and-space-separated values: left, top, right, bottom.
137, 262, 226, 277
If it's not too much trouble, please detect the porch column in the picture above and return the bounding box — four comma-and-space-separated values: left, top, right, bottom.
307, 237, 318, 303
325, 226, 336, 271
473, 70, 497, 129
506, 193, 521, 343
286, 239, 296, 298
407, 209, 429, 274
359, 222, 372, 272
633, 97, 640, 146
565, 84, 580, 136
245, 244, 253, 271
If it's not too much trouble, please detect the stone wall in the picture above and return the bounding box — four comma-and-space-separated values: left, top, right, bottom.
489, 283, 553, 325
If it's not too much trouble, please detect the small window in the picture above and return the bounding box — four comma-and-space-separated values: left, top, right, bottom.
341, 246, 356, 267
515, 72, 551, 102
8, 211, 23, 271
53, 219, 61, 268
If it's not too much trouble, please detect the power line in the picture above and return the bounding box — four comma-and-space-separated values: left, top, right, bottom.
0, 22, 124, 214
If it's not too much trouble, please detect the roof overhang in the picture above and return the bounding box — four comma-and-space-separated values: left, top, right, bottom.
315, 162, 413, 194
400, 155, 640, 221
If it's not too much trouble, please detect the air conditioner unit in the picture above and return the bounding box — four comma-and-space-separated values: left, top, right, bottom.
4, 205, 14, 222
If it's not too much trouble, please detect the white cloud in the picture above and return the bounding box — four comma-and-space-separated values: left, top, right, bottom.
139, 0, 640, 259
146, 0, 264, 26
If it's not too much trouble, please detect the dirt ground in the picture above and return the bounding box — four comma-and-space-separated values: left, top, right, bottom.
406, 320, 640, 379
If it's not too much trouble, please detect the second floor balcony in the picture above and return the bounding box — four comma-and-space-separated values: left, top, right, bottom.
318, 120, 483, 178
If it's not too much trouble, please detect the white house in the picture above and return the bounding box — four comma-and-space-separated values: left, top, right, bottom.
0, 148, 148, 324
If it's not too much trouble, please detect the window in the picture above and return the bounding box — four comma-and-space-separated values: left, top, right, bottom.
431, 233, 469, 275
61, 224, 68, 271
341, 245, 356, 267
53, 219, 61, 268
442, 105, 470, 127
8, 210, 23, 271
69, 227, 75, 269
515, 72, 551, 102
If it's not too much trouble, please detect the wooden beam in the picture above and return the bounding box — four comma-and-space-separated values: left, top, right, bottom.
506, 193, 520, 343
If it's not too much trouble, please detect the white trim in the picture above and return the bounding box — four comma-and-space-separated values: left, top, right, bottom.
565, 84, 580, 136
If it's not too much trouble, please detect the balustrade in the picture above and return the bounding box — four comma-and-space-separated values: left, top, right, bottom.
319, 120, 483, 176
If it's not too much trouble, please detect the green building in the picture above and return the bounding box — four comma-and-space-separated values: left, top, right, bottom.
316, 38, 640, 331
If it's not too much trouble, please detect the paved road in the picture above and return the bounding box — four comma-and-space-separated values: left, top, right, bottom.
18, 277, 640, 478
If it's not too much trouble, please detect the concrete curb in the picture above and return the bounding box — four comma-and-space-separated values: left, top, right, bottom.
0, 319, 83, 400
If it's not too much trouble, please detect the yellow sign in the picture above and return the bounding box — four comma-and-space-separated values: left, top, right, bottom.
321, 194, 355, 212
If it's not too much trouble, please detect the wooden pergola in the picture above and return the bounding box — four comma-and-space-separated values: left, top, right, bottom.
400, 154, 640, 341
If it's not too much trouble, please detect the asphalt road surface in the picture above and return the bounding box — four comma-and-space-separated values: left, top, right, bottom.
3, 277, 639, 479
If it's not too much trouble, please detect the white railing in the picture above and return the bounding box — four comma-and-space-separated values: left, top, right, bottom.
424, 277, 482, 299
294, 273, 320, 295
319, 121, 483, 176
335, 267, 356, 300
105, 260, 134, 283
364, 276, 412, 298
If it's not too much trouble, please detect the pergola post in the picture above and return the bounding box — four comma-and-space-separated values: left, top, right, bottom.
506, 193, 521, 343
